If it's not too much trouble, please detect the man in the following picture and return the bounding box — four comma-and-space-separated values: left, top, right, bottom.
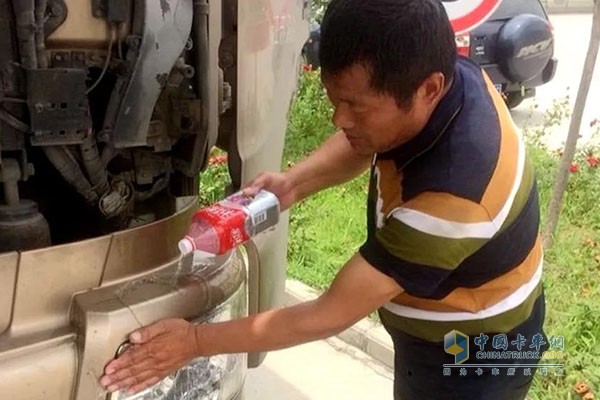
101, 0, 547, 398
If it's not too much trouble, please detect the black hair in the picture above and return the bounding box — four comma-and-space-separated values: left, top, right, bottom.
319, 0, 457, 107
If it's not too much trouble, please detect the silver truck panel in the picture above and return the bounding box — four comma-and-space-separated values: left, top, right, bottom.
0, 197, 247, 399
236, 0, 309, 366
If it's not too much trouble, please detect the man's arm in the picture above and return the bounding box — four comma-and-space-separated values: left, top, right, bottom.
197, 252, 402, 355
100, 253, 403, 393
286, 131, 372, 202
245, 131, 372, 210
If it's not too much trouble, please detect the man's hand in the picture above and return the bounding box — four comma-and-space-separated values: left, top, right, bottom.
244, 171, 297, 211
100, 319, 199, 395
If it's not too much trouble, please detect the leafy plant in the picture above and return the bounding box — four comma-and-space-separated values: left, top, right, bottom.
310, 0, 331, 23
198, 149, 230, 207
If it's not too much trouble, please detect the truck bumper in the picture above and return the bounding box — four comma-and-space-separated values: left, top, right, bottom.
0, 196, 247, 400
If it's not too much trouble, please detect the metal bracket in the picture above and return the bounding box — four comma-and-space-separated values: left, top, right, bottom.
45, 0, 68, 37
106, 0, 194, 148
50, 51, 89, 68
132, 150, 172, 185
26, 68, 91, 145
50, 51, 72, 68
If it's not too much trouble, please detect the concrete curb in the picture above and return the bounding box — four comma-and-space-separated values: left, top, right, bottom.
284, 280, 395, 370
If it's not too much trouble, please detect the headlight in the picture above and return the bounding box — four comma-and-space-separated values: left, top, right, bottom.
113, 273, 247, 400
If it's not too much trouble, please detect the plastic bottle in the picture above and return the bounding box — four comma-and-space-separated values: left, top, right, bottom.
178, 190, 280, 256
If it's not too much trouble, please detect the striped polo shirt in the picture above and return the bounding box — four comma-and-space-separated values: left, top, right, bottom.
359, 57, 543, 343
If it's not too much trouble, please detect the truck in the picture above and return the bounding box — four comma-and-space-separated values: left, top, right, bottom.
0, 0, 310, 398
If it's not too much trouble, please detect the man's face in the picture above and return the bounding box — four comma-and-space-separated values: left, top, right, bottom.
322, 64, 429, 155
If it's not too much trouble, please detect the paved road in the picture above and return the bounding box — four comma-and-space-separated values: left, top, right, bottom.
243, 13, 597, 400
511, 13, 600, 148
245, 337, 393, 400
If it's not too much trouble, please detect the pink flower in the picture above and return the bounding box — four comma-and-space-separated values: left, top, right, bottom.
302, 64, 313, 72
570, 163, 579, 173
208, 155, 228, 166
587, 156, 598, 168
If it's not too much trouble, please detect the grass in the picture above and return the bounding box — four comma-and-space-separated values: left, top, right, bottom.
526, 145, 600, 400
200, 69, 600, 399
282, 69, 370, 287
197, 150, 231, 207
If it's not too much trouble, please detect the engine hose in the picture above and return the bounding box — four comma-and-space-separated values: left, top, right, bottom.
80, 27, 114, 199
100, 143, 117, 167
194, 0, 209, 138
190, 0, 210, 173
11, 0, 37, 69
42, 146, 98, 204
0, 106, 29, 132
80, 131, 109, 197
34, 0, 47, 68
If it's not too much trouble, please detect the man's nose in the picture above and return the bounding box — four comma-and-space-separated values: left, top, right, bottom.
332, 103, 355, 130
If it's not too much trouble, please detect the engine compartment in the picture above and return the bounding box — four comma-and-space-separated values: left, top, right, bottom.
0, 0, 227, 250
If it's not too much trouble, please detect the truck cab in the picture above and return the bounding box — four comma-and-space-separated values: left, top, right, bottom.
0, 0, 309, 398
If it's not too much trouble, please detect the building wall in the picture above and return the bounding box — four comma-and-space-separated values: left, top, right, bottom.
542, 0, 595, 13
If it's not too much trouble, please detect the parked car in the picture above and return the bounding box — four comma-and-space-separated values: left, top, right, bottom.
462, 0, 558, 108
0, 0, 309, 399
303, 0, 558, 109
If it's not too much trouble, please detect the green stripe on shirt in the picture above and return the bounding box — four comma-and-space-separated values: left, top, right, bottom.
379, 282, 543, 342
377, 219, 487, 270
375, 155, 535, 270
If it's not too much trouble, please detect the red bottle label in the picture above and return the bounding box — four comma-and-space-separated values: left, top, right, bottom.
195, 203, 250, 254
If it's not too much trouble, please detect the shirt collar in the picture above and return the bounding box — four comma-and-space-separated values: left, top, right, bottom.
377, 64, 464, 169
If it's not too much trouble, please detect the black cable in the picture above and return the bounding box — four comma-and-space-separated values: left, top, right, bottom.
0, 106, 29, 132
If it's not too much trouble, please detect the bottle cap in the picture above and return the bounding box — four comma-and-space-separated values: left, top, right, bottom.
178, 238, 195, 255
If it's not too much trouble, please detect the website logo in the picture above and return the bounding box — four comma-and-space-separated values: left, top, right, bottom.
445, 330, 469, 364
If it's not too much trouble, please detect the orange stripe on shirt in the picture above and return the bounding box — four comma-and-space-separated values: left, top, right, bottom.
401, 192, 492, 223
479, 72, 521, 218
375, 159, 404, 216
389, 235, 543, 313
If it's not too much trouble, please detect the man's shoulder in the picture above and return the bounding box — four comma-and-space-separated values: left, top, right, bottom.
402, 63, 512, 203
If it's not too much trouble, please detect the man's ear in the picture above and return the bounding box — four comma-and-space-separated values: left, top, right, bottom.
415, 72, 446, 106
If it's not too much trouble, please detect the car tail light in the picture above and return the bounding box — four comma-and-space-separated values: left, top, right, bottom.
455, 33, 471, 57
